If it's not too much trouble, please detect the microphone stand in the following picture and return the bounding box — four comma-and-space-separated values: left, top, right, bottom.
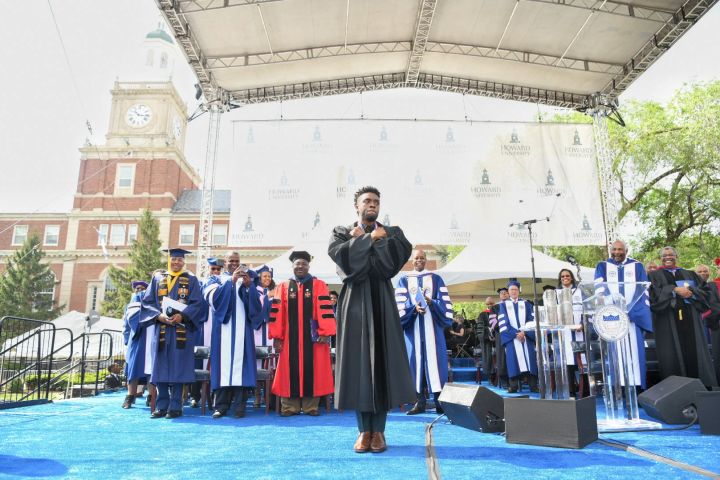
509, 217, 550, 398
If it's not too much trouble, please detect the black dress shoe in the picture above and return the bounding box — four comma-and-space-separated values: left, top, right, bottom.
212, 410, 226, 419
190, 398, 199, 408
507, 387, 518, 394
406, 405, 426, 415
122, 395, 134, 409
166, 410, 182, 419
151, 410, 167, 418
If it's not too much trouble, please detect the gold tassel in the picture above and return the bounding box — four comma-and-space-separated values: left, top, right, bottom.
678, 309, 683, 321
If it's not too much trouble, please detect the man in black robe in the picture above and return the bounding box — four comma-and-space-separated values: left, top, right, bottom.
648, 247, 717, 388
492, 288, 509, 387
696, 263, 720, 384
328, 186, 415, 454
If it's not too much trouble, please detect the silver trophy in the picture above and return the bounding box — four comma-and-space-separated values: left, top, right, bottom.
558, 288, 575, 326
543, 289, 559, 326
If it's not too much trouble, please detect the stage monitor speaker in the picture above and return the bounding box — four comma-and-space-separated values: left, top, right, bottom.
695, 391, 720, 435
438, 383, 505, 433
638, 376, 706, 424
505, 396, 597, 449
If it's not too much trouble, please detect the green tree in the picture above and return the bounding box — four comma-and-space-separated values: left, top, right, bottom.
101, 209, 164, 318
549, 81, 720, 262
0, 233, 64, 320
611, 82, 720, 250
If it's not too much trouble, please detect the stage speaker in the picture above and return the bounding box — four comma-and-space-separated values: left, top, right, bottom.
505, 396, 597, 449
438, 383, 505, 433
638, 376, 706, 424
695, 391, 720, 435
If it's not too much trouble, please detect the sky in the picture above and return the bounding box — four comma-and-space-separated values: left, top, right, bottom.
0, 1, 718, 216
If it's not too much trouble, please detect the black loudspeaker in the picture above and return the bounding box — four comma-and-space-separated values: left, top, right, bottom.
438, 383, 505, 433
638, 376, 706, 424
695, 391, 720, 435
505, 396, 598, 449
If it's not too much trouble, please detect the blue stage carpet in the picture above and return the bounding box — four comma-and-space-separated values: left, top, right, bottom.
0, 387, 718, 479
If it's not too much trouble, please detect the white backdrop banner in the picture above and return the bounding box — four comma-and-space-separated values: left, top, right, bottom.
229, 120, 605, 247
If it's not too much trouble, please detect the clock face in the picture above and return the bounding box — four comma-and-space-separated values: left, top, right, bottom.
125, 104, 152, 127
172, 115, 183, 139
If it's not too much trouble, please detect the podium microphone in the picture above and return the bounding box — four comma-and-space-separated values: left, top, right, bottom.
566, 254, 578, 266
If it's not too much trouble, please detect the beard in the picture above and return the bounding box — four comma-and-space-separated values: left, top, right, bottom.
361, 209, 378, 222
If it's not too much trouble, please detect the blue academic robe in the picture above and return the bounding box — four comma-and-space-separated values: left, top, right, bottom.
204, 275, 265, 391
594, 258, 653, 388
396, 272, 454, 394
123, 291, 148, 381
139, 271, 207, 384
253, 284, 272, 348
499, 299, 538, 378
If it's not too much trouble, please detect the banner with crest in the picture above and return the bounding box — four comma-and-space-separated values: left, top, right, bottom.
229, 120, 605, 246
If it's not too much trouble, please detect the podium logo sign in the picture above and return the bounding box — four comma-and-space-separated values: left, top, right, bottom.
593, 305, 630, 342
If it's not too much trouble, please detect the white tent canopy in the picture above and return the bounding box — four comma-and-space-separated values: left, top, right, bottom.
438, 242, 594, 286
2, 311, 124, 359
262, 240, 342, 285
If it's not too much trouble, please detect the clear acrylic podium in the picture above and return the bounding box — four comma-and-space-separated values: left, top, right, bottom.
578, 281, 661, 432
522, 289, 581, 400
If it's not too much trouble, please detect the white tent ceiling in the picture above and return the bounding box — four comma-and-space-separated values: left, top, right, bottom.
158, 0, 716, 108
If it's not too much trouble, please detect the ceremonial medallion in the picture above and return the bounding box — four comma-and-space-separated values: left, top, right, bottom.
593, 305, 630, 342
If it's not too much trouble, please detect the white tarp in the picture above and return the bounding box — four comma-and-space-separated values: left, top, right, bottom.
437, 242, 595, 286
229, 120, 605, 247
2, 311, 124, 359
263, 239, 342, 286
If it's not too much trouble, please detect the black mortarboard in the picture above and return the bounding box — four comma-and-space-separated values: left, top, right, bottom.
289, 251, 313, 263
163, 248, 192, 258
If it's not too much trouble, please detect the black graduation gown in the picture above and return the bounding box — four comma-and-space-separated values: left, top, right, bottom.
702, 280, 720, 384
491, 304, 507, 381
328, 223, 415, 411
648, 268, 717, 388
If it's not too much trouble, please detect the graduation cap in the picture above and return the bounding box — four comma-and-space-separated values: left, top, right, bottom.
254, 264, 274, 278
507, 280, 521, 288
131, 280, 148, 290
163, 248, 192, 258
289, 251, 313, 263
496, 287, 508, 294
207, 257, 225, 267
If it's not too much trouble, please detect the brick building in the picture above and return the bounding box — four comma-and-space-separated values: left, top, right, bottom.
0, 28, 284, 315
0, 26, 439, 316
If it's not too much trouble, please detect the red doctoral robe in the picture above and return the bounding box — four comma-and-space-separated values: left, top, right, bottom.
269, 277, 336, 398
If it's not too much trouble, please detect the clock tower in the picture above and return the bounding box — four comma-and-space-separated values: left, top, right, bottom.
72, 24, 200, 213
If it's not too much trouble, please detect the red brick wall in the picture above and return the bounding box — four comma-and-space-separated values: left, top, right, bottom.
0, 220, 69, 250
73, 157, 198, 211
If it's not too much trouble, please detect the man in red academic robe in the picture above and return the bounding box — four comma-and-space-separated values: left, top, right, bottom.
269, 251, 336, 416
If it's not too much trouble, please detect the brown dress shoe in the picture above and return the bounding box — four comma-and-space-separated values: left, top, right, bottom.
353, 432, 372, 453
370, 432, 387, 453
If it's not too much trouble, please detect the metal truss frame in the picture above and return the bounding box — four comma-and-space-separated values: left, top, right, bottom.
229, 72, 587, 107
173, 0, 673, 21
197, 90, 230, 278
174, 0, 283, 13
524, 0, 674, 22
156, 0, 216, 99
406, 0, 438, 86
602, 0, 717, 99
206, 40, 623, 74
586, 94, 620, 249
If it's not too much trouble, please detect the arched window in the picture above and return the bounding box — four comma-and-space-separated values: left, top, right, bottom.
104, 275, 117, 295
146, 49, 154, 66
160, 52, 168, 69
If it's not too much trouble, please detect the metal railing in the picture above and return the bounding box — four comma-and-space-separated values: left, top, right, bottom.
0, 316, 68, 407
0, 316, 123, 408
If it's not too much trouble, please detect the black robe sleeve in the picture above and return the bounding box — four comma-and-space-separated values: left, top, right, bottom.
369, 226, 412, 279
328, 225, 373, 283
